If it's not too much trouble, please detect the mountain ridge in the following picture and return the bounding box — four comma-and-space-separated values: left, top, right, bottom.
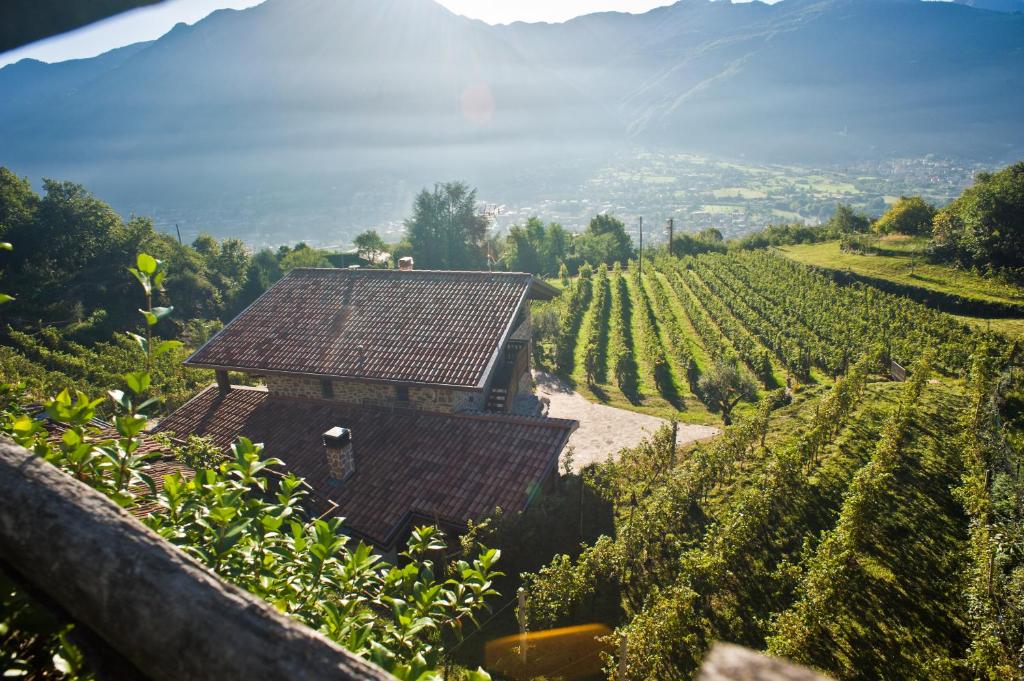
0, 0, 1021, 237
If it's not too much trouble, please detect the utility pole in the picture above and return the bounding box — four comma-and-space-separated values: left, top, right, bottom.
667, 217, 674, 257
638, 216, 643, 275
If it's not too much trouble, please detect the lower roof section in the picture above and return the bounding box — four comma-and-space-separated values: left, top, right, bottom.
154, 385, 577, 548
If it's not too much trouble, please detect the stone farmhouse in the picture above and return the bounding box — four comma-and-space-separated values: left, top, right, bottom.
155, 266, 577, 552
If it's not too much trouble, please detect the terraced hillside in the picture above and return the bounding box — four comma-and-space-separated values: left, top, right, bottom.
544, 251, 987, 423
524, 349, 1023, 679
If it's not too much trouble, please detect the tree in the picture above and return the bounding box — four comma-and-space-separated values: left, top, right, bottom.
353, 230, 387, 265
932, 162, 1024, 269
0, 168, 37, 241
404, 182, 489, 270
575, 214, 634, 267
697, 358, 758, 425
873, 196, 936, 236
279, 244, 331, 272
827, 203, 870, 234
502, 217, 571, 276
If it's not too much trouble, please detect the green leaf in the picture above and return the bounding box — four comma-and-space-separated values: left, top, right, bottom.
140, 309, 158, 326
0, 293, 13, 304
124, 371, 152, 395
151, 306, 174, 321
153, 339, 183, 358
137, 253, 158, 275
0, 242, 12, 250
127, 332, 149, 355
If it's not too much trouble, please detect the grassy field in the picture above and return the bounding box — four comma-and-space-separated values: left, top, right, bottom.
778, 239, 1024, 336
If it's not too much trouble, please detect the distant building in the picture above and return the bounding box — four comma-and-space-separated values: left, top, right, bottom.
156, 266, 576, 552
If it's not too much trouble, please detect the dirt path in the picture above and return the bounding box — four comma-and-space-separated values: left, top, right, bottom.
534, 371, 721, 469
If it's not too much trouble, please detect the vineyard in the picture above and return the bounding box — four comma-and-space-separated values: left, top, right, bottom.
545, 250, 986, 423
526, 251, 1022, 679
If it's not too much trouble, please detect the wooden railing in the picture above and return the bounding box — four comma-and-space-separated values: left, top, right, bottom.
0, 438, 393, 681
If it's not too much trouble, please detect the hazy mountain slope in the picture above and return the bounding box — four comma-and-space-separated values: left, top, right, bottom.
498, 0, 1024, 160
0, 0, 1021, 237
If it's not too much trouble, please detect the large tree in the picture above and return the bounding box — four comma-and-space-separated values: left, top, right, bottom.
873, 196, 936, 236
404, 182, 489, 270
932, 162, 1024, 269
575, 214, 634, 267
502, 217, 570, 276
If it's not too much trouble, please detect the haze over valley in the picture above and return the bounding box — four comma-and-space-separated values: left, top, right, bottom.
1, 0, 1022, 245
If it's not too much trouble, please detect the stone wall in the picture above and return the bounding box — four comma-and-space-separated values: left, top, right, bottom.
265, 374, 484, 413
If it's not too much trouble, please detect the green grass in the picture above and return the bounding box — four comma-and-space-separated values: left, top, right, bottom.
778, 240, 1024, 336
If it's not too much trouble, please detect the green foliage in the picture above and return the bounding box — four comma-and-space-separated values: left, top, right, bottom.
502, 217, 571, 276
950, 347, 1024, 677
828, 202, 872, 235
767, 356, 935, 676
553, 273, 593, 374
405, 182, 489, 270
278, 243, 332, 272
577, 264, 610, 385
608, 263, 638, 397
932, 162, 1024, 269
732, 222, 837, 250
353, 229, 388, 265
575, 214, 634, 267
696, 357, 758, 425
873, 195, 936, 236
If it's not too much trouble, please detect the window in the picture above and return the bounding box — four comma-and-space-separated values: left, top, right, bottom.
320, 379, 334, 399
395, 385, 410, 402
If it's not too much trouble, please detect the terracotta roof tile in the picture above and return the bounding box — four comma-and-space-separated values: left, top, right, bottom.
154, 386, 576, 547
186, 269, 535, 388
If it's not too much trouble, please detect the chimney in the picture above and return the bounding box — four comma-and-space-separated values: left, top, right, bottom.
398, 256, 414, 271
323, 426, 355, 481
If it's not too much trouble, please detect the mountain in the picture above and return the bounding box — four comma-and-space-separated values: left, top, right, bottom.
0, 0, 1022, 240
497, 0, 1024, 161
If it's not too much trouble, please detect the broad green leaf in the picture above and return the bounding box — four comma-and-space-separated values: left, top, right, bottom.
124, 371, 152, 395
0, 293, 13, 304
136, 253, 158, 275
0, 242, 11, 250
153, 339, 183, 358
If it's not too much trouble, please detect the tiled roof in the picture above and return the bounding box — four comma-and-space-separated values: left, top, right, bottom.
186, 269, 540, 388
154, 385, 576, 548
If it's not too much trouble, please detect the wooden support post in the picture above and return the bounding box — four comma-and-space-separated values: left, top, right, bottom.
638, 216, 643, 275
517, 588, 528, 665
0, 439, 392, 681
617, 632, 629, 680
215, 369, 230, 392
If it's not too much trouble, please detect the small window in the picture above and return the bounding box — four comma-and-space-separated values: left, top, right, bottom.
320, 379, 334, 399
395, 385, 410, 402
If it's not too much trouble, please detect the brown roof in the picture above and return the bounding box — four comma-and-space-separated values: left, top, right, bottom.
154, 385, 576, 548
186, 268, 549, 389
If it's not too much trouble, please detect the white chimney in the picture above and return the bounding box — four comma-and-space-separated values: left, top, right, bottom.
398, 256, 414, 271
323, 426, 355, 481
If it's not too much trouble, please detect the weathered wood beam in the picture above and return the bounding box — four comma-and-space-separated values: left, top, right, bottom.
0, 438, 393, 681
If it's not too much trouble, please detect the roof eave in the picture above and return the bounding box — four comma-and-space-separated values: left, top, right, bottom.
527, 277, 560, 301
